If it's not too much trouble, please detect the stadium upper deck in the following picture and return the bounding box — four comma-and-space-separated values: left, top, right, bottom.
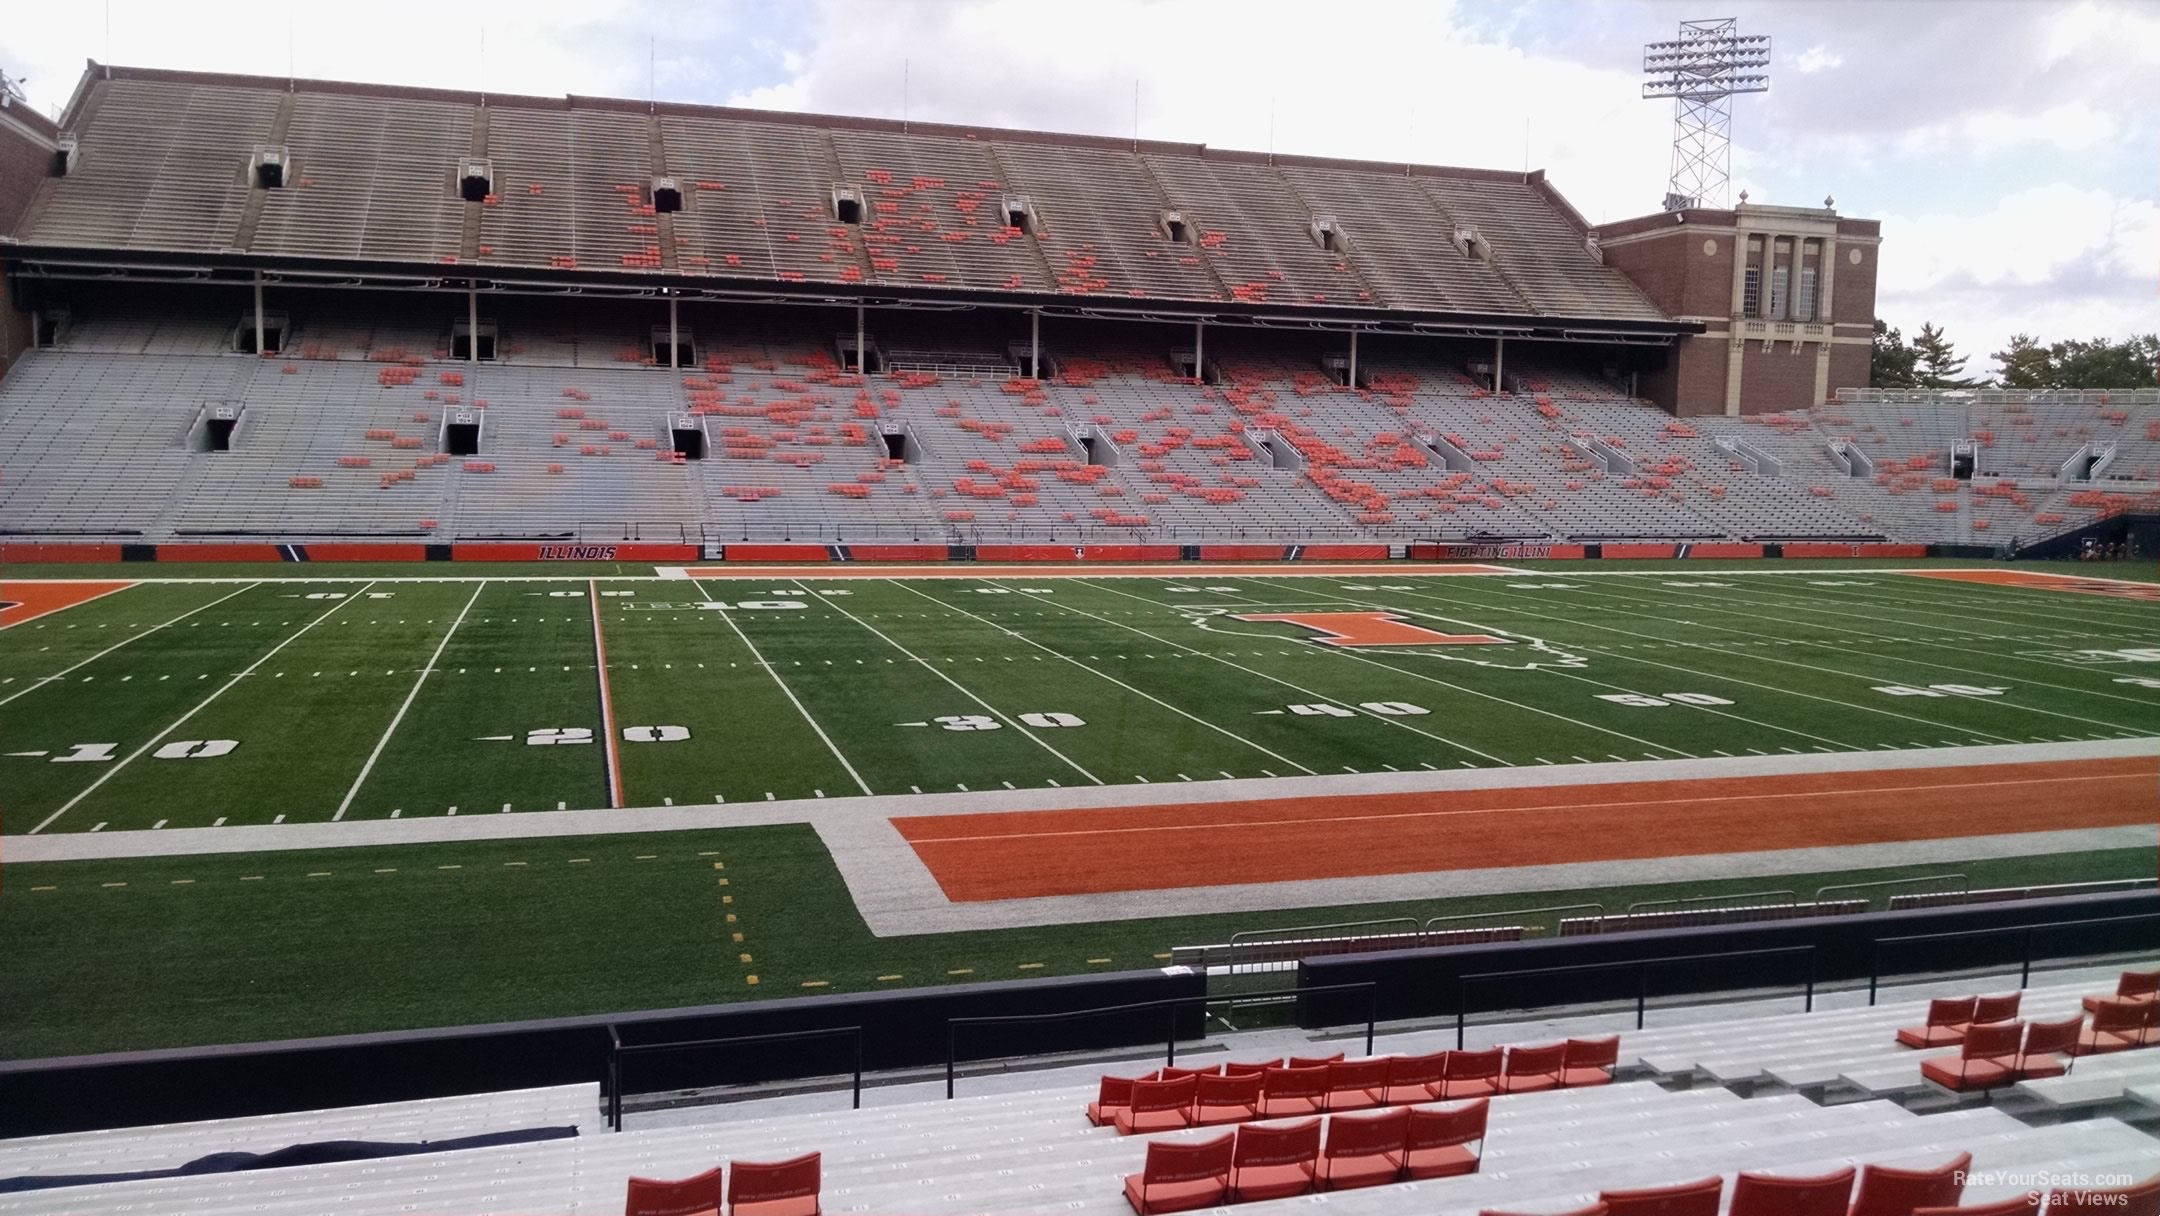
3, 64, 1672, 332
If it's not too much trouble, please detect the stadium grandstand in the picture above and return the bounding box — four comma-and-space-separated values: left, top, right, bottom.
2, 63, 2155, 552
0, 55, 2156, 1216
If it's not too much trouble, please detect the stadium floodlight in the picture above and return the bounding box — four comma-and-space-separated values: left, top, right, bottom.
1643, 18, 1771, 212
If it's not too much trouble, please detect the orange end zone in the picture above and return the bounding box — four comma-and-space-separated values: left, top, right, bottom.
678, 563, 1518, 579
893, 757, 2160, 901
1905, 570, 2160, 600
0, 581, 133, 629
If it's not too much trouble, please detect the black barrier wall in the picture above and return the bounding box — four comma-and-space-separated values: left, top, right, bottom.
0, 966, 1203, 1138
1296, 891, 2160, 1027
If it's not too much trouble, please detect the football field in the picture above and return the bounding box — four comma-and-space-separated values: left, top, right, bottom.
2, 559, 2156, 1060
6, 564, 2159, 831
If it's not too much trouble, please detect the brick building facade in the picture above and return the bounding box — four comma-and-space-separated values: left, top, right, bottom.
0, 96, 61, 378
1594, 201, 1880, 416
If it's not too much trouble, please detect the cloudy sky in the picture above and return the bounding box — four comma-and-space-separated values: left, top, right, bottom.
4, 0, 2153, 374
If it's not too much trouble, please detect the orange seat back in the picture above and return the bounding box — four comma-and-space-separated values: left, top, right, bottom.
1850, 1152, 1970, 1216
2093, 999, 2148, 1034
1221, 1060, 1281, 1076
626, 1166, 724, 1216
2117, 970, 2160, 999
1096, 1075, 1139, 1107
1384, 1050, 1450, 1090
2020, 1014, 2083, 1059
728, 1153, 820, 1215
1969, 992, 2021, 1023
1483, 1204, 1608, 1216
1130, 1074, 1199, 1114
1231, 1117, 1321, 1173
1731, 1166, 1857, 1216
1601, 1176, 1725, 1216
1564, 1036, 1621, 1070
1323, 1105, 1409, 1161
1960, 1020, 2023, 1061
1406, 1098, 1488, 1152
1196, 1071, 1261, 1107
1138, 1133, 1234, 1197
1326, 1058, 1388, 1094
1922, 997, 1977, 1027
1261, 1064, 1329, 1100
1288, 1052, 1344, 1069
1446, 1047, 1502, 1081
1503, 1042, 1566, 1077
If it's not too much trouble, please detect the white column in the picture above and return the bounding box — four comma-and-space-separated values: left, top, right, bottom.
467, 286, 479, 366
1347, 329, 1358, 388
1493, 336, 1505, 393
668, 294, 680, 370
253, 274, 266, 356
855, 303, 866, 374
1029, 308, 1040, 380
1192, 319, 1205, 383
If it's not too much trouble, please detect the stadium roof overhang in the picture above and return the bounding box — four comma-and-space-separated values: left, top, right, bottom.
0, 242, 1703, 347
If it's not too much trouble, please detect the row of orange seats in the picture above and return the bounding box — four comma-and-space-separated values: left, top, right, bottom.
625, 1150, 818, 1216
1489, 1157, 2151, 1216
1123, 1098, 1487, 1212
1089, 1039, 1617, 1135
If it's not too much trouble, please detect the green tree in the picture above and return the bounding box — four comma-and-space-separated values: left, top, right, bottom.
2047, 334, 2159, 389
1910, 322, 1974, 389
1870, 319, 1918, 389
1991, 333, 2052, 389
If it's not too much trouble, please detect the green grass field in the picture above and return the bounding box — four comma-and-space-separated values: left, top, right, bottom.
2, 558, 2155, 1059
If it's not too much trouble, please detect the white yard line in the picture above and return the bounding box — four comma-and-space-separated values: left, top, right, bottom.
1034, 579, 1508, 765
1238, 577, 1698, 758
783, 579, 1104, 786
1544, 581, 2155, 735
589, 579, 624, 808
27, 582, 379, 835
1357, 579, 2036, 743
332, 580, 486, 821
0, 583, 260, 709
888, 579, 1318, 776
691, 578, 873, 796
1260, 579, 1863, 753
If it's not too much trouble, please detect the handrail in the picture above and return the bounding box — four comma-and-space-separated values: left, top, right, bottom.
1220, 918, 1421, 973
942, 982, 1378, 1099
1454, 946, 1817, 1048
1866, 912, 2160, 1005
606, 1024, 863, 1131
1423, 903, 1605, 938
1816, 873, 1965, 909
1625, 889, 1795, 918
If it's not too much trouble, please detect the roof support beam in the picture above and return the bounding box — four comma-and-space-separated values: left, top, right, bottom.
253, 273, 266, 359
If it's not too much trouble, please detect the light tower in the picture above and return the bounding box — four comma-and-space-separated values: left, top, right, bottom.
1642, 19, 1770, 212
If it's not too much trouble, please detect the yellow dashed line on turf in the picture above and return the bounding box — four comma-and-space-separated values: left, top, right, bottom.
878, 974, 903, 982
1018, 963, 1044, 970
635, 855, 656, 861
307, 872, 332, 878
31, 886, 57, 892
437, 865, 461, 870
801, 980, 829, 989
948, 968, 974, 976
1088, 958, 1113, 965
503, 861, 526, 867
1152, 952, 1172, 960
746, 975, 759, 985
375, 868, 397, 874
171, 879, 194, 885
101, 882, 126, 888
568, 858, 590, 864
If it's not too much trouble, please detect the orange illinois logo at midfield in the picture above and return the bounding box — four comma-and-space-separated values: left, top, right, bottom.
1234, 611, 1508, 648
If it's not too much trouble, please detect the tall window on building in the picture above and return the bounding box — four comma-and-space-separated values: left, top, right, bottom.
1796, 267, 1818, 322
1742, 267, 1762, 318
1770, 265, 1789, 320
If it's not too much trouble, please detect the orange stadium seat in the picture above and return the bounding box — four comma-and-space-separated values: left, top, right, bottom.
1123, 1133, 1233, 1215
1849, 1152, 1970, 1216
1115, 1075, 1198, 1135
1897, 997, 1978, 1048
1258, 1065, 1329, 1119
1562, 1036, 1621, 1087
1317, 1106, 1408, 1190
1403, 1098, 1488, 1179
1730, 1167, 1857, 1216
1088, 1073, 1145, 1126
1440, 1047, 1503, 1099
727, 1153, 820, 1216
1228, 1117, 1321, 1202
1323, 1057, 1389, 1111
1194, 1071, 1261, 1126
2076, 999, 2152, 1055
2013, 1014, 2084, 1080
626, 1166, 724, 1216
1919, 1020, 2023, 1091
1497, 1041, 1567, 1093
1602, 1176, 1726, 1216
2086, 969, 2160, 1012
1380, 1049, 1450, 1104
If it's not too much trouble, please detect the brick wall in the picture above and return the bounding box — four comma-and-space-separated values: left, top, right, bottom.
1738, 344, 1822, 414
1665, 335, 1732, 417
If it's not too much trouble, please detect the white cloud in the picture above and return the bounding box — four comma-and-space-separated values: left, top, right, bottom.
1793, 44, 1843, 74
1877, 185, 2160, 372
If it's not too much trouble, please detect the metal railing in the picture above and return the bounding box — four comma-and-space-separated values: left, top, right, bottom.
1816, 873, 1965, 911
605, 1024, 863, 1131
942, 982, 1377, 1099
1625, 890, 1796, 918
1424, 903, 1606, 939
1454, 945, 1817, 1048
1866, 912, 2160, 1005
